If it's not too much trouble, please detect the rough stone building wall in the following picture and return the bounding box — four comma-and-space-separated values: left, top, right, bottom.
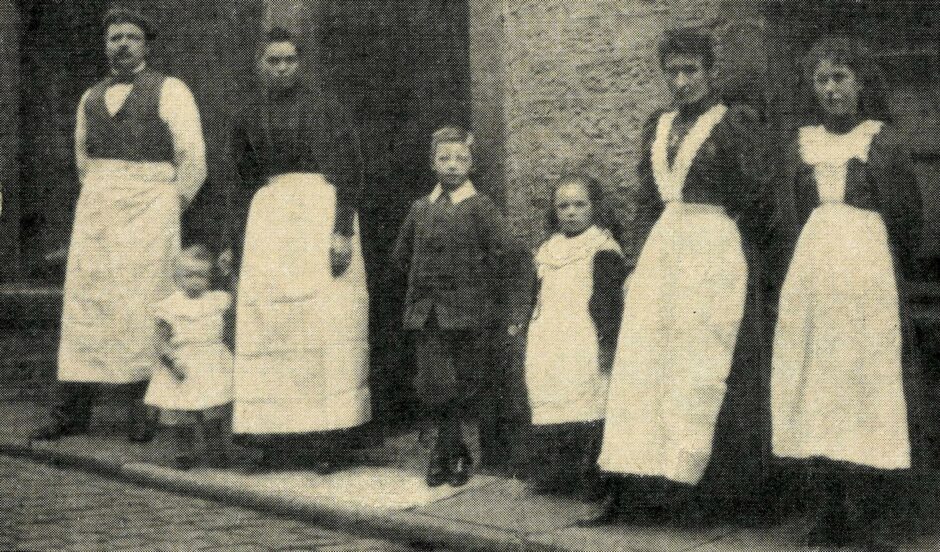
492, 0, 764, 252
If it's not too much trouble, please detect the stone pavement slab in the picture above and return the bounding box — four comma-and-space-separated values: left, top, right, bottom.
531, 522, 736, 552
123, 462, 498, 510
4, 394, 940, 551
414, 477, 597, 535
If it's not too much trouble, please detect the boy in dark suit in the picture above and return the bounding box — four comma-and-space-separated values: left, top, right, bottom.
392, 126, 512, 487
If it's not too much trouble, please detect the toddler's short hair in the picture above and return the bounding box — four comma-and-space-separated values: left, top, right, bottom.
431, 125, 475, 159
256, 26, 302, 58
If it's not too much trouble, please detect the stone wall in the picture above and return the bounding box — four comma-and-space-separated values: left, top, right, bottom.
482, 0, 765, 252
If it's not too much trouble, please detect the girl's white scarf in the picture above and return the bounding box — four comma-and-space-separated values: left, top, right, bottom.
535, 225, 618, 276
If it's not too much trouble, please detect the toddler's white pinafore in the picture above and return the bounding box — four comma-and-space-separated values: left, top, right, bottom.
771, 121, 910, 470
598, 105, 749, 484
145, 290, 234, 412
525, 225, 622, 426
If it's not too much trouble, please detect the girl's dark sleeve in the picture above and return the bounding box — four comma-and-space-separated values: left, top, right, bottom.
326, 102, 364, 237
590, 250, 627, 373
873, 128, 923, 280
626, 112, 666, 273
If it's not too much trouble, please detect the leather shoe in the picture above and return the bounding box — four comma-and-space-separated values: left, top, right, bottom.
576, 494, 621, 527
426, 454, 450, 487
448, 449, 473, 487
30, 423, 86, 441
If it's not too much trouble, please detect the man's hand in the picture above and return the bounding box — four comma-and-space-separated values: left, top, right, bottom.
218, 248, 235, 277
330, 233, 353, 277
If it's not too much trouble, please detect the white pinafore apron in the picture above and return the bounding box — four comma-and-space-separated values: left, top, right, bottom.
525, 226, 621, 426
599, 105, 749, 484
59, 159, 180, 383
233, 173, 371, 435
144, 291, 234, 412
772, 122, 910, 470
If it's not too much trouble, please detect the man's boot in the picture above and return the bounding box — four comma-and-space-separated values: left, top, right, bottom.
127, 383, 157, 443
31, 383, 95, 441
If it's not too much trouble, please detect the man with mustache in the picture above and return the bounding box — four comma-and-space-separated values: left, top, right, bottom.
32, 8, 206, 442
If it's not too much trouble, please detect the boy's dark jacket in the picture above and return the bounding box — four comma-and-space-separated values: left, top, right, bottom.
392, 189, 520, 331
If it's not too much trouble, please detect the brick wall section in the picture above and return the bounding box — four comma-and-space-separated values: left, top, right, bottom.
485, 0, 765, 253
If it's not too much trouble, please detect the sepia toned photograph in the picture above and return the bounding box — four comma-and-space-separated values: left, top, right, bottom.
0, 1, 939, 550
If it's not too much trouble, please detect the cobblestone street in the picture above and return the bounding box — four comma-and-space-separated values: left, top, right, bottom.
0, 456, 445, 551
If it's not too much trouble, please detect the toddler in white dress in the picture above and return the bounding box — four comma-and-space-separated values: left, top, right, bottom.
145, 245, 234, 469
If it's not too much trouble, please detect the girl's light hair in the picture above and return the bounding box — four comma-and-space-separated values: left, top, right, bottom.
431, 125, 475, 159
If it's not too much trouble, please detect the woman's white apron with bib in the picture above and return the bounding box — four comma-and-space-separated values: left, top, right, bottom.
772, 122, 910, 470
525, 226, 622, 426
599, 105, 749, 484
59, 160, 180, 383
233, 173, 371, 435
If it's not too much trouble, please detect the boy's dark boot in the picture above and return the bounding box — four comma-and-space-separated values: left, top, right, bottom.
174, 425, 199, 470
426, 445, 450, 487
448, 443, 473, 487
203, 418, 230, 469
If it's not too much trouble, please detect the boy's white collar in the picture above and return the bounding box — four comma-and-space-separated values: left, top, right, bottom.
429, 180, 477, 204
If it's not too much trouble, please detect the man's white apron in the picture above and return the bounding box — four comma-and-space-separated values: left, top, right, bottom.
58, 160, 179, 383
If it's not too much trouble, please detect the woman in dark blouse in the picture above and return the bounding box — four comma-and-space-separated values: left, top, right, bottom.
771, 35, 924, 548
224, 29, 370, 473
587, 28, 773, 526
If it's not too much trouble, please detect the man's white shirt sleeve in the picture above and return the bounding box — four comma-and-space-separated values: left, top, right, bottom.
73, 78, 206, 204
160, 77, 206, 204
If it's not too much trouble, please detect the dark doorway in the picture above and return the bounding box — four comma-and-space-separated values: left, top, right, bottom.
17, 0, 108, 281
322, 0, 472, 425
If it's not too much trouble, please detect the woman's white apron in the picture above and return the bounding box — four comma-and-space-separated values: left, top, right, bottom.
772, 122, 910, 470
58, 160, 179, 383
525, 226, 621, 426
233, 173, 371, 435
599, 105, 749, 484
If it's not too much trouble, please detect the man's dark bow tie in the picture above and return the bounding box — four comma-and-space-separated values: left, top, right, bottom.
111, 72, 137, 85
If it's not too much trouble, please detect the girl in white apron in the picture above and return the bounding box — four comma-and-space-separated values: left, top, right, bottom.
772, 36, 924, 548
520, 175, 625, 499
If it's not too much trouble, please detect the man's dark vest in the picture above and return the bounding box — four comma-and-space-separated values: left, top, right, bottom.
84, 68, 174, 162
